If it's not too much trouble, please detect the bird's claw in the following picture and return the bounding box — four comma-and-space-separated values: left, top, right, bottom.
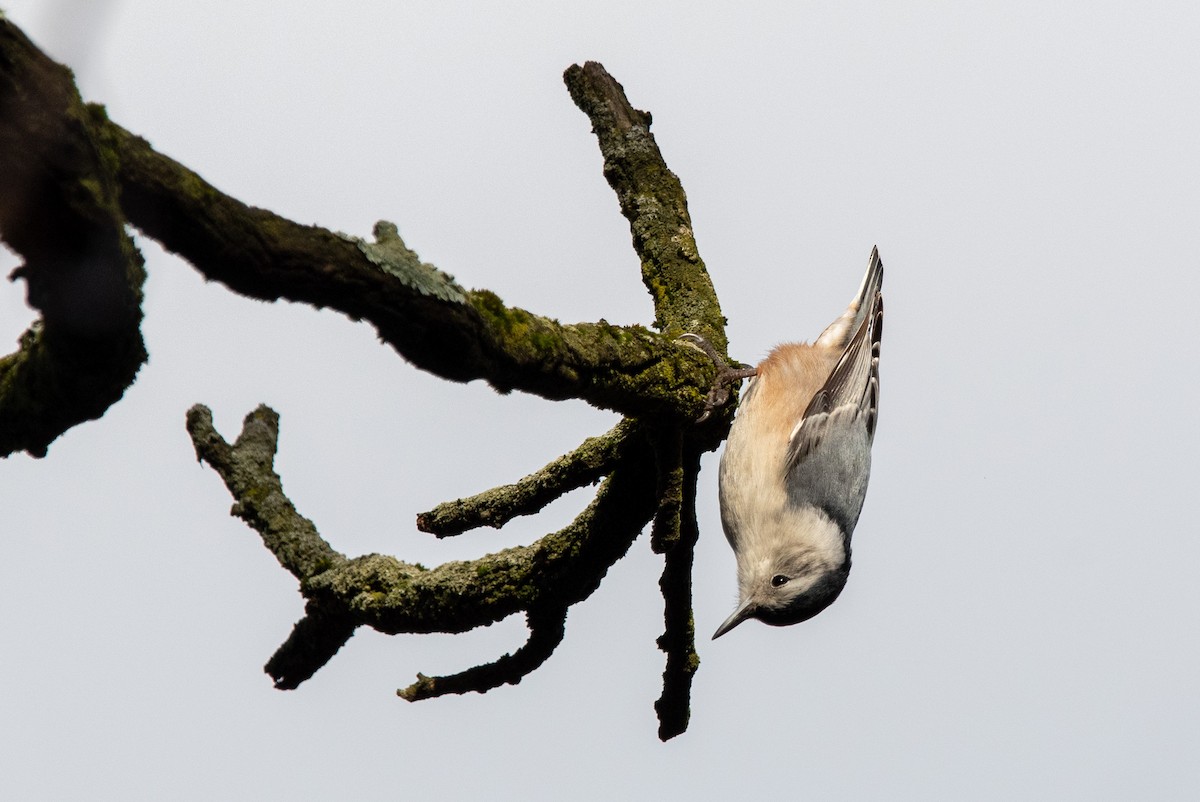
678, 333, 757, 423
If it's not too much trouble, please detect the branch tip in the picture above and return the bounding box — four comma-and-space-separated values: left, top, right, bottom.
654, 453, 703, 740
185, 403, 344, 583
398, 607, 568, 702
418, 419, 633, 537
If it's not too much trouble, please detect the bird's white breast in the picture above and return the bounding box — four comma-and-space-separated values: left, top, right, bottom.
718, 346, 845, 566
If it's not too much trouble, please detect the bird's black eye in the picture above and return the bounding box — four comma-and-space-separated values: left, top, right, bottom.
771, 574, 789, 587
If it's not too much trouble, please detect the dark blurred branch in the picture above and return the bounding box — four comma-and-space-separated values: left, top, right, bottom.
0, 19, 146, 457
266, 600, 359, 691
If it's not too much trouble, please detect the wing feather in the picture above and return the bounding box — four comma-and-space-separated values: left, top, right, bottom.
787, 250, 884, 467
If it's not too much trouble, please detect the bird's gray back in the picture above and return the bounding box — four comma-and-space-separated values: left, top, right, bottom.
785, 413, 872, 542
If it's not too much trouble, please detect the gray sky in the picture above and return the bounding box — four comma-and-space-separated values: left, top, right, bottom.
3, 1, 1199, 799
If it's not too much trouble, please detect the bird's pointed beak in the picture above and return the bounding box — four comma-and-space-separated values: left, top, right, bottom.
712, 598, 755, 639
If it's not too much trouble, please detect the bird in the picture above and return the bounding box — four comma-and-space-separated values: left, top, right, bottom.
694, 246, 883, 639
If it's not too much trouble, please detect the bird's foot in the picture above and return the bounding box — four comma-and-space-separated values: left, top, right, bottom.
678, 333, 757, 423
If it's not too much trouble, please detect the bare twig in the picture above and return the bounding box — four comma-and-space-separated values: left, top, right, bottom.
417, 419, 634, 537
186, 404, 347, 581
398, 606, 568, 701
654, 452, 703, 741
650, 427, 685, 554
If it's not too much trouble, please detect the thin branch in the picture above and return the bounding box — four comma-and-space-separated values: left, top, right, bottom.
654, 450, 703, 741
417, 418, 635, 537
398, 606, 568, 701
187, 405, 659, 686
185, 404, 346, 581
0, 20, 146, 457
649, 426, 684, 554
303, 428, 658, 636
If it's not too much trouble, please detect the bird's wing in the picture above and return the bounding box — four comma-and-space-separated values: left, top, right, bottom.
783, 251, 883, 535
789, 249, 884, 464
788, 286, 883, 464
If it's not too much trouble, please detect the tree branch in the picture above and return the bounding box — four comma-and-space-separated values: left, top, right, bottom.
397, 606, 568, 701
416, 418, 634, 537
185, 404, 346, 582
649, 426, 685, 554
168, 60, 735, 739
0, 19, 146, 457
95, 119, 715, 421
564, 62, 729, 350
186, 404, 659, 685
2, 14, 736, 739
654, 452, 703, 741
265, 600, 359, 691
303, 429, 658, 636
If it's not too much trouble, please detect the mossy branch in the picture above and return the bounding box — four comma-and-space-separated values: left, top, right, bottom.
3, 11, 737, 741
96, 117, 716, 421
168, 61, 734, 742
186, 404, 661, 695
185, 404, 346, 581
564, 62, 729, 349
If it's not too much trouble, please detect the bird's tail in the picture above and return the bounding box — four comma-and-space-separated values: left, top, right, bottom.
815, 246, 884, 351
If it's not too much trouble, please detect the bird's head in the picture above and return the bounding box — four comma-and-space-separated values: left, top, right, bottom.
713, 538, 850, 639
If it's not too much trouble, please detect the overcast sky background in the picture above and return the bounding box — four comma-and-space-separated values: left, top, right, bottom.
3, 2, 1199, 799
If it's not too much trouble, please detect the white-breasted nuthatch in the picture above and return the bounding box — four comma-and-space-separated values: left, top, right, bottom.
701, 247, 883, 639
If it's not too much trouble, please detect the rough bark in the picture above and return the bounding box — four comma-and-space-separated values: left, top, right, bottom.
1, 13, 740, 740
